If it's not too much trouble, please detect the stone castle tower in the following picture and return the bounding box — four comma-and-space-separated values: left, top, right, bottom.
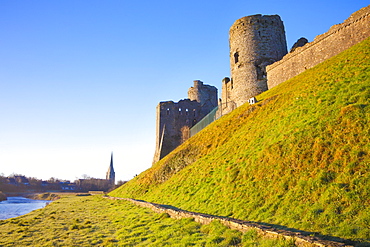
151, 6, 370, 165
153, 80, 217, 163
222, 14, 287, 109
106, 152, 115, 185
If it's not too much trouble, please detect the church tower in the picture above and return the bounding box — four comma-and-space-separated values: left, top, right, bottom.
106, 152, 115, 185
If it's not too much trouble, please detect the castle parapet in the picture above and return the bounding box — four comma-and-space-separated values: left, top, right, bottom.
267, 5, 370, 89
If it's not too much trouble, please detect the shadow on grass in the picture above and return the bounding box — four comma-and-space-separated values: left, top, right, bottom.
154, 202, 368, 247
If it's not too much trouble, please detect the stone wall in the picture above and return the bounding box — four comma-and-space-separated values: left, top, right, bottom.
225, 14, 287, 108
188, 80, 218, 116
267, 5, 370, 89
107, 197, 352, 247
153, 81, 218, 164
153, 99, 201, 164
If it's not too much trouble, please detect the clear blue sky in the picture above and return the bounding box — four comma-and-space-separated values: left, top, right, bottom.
0, 0, 368, 182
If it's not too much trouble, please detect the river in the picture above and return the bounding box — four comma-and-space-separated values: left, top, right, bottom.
0, 197, 50, 220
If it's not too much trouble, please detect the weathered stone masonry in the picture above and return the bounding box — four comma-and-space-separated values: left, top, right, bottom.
222, 14, 287, 110
267, 5, 370, 89
153, 5, 370, 163
153, 80, 217, 164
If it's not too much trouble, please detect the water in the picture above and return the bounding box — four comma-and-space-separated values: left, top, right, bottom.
0, 197, 50, 220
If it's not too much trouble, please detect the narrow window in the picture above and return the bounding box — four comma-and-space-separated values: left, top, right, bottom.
185, 109, 189, 115
234, 52, 239, 64
193, 109, 196, 116
179, 108, 182, 115
166, 108, 170, 115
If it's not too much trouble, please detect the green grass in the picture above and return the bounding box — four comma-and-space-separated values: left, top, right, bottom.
3, 38, 367, 246
110, 37, 370, 245
0, 195, 294, 246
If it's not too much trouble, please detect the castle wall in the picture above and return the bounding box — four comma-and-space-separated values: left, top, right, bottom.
188, 80, 218, 116
153, 100, 201, 163
226, 14, 287, 107
267, 5, 370, 89
153, 81, 218, 164
153, 6, 370, 164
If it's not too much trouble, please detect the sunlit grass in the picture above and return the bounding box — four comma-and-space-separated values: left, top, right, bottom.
0, 195, 295, 246
110, 37, 370, 244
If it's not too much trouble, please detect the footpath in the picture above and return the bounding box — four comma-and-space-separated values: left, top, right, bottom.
106, 196, 354, 247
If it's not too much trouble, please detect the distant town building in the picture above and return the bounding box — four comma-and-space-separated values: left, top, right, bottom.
6, 176, 30, 186
60, 181, 76, 191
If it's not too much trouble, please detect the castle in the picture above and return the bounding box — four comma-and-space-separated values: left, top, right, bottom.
153, 80, 218, 163
223, 14, 287, 109
153, 5, 370, 163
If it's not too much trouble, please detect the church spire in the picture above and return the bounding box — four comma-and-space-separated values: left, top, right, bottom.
106, 152, 115, 185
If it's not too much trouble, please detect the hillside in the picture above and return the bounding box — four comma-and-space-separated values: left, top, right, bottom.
110, 37, 370, 244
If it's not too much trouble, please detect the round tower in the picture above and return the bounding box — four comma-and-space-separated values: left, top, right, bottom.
228, 14, 287, 107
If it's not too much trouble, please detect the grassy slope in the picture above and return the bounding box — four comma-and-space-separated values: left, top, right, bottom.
0, 195, 294, 246
111, 37, 370, 243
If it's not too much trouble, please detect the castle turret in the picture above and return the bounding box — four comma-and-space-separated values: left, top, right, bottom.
188, 80, 218, 116
224, 14, 287, 107
106, 152, 115, 185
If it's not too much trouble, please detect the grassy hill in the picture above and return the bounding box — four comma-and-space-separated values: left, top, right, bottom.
0, 195, 257, 246
110, 37, 370, 244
